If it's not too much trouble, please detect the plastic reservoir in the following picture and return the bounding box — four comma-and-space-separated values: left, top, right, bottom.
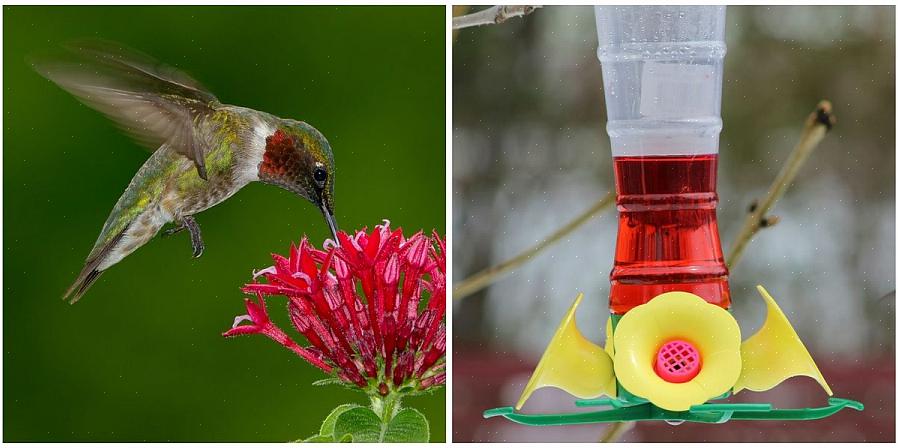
595, 6, 730, 314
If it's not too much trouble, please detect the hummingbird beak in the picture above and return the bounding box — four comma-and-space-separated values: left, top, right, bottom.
319, 202, 339, 243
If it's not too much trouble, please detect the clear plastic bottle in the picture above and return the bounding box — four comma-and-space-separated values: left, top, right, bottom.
594, 6, 730, 314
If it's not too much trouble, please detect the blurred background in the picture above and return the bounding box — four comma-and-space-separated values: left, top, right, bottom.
453, 5, 894, 443
4, 6, 445, 442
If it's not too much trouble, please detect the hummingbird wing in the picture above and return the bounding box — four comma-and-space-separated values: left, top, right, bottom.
33, 40, 219, 179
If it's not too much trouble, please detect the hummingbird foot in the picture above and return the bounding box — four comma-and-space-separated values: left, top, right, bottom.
162, 225, 185, 237
184, 216, 204, 258
163, 216, 204, 258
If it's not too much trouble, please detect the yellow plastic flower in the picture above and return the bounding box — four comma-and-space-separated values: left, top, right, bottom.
612, 292, 742, 411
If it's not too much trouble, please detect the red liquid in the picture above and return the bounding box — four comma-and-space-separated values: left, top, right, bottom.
610, 154, 730, 314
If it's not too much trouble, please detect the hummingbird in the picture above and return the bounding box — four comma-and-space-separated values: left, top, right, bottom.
35, 42, 339, 303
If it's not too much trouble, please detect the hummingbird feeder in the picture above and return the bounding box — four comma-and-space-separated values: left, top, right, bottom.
484, 6, 863, 427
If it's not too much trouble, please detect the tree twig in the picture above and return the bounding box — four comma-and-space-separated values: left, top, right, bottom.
452, 5, 541, 30
453, 191, 615, 300
726, 100, 835, 270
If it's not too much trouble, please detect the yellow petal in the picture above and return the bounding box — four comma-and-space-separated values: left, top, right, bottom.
734, 285, 832, 396
516, 293, 616, 409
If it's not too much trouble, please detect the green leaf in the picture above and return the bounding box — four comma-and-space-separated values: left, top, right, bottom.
320, 404, 361, 437
332, 406, 430, 443
297, 404, 362, 443
383, 408, 430, 443
301, 434, 334, 443
403, 384, 444, 397
310, 377, 364, 393
332, 407, 382, 442
311, 377, 344, 387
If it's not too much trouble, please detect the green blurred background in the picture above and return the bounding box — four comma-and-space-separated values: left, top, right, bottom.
4, 6, 445, 442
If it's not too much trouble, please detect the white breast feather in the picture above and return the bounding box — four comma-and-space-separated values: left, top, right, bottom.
234, 117, 272, 186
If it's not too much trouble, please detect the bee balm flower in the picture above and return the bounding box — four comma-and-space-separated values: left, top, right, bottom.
224, 221, 446, 395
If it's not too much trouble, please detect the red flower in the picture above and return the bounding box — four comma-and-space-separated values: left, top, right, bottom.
224, 221, 446, 394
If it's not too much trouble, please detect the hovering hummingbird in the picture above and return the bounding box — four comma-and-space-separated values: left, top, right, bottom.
35, 42, 339, 303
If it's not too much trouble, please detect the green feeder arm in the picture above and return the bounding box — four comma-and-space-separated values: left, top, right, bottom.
483, 398, 864, 426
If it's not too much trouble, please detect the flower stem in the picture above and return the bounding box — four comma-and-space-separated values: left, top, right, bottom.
370, 391, 402, 425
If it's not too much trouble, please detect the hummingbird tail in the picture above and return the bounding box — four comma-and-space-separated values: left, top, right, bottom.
63, 226, 129, 304
63, 268, 104, 304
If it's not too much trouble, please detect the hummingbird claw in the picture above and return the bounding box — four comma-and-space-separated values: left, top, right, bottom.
166, 216, 204, 257
182, 216, 204, 258
192, 241, 204, 258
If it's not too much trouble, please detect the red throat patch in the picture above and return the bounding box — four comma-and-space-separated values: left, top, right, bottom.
261, 129, 300, 179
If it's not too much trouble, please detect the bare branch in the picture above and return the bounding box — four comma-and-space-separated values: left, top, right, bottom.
726, 100, 835, 270
453, 191, 614, 300
452, 5, 541, 30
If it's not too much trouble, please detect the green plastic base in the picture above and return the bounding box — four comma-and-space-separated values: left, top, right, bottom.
483, 397, 863, 426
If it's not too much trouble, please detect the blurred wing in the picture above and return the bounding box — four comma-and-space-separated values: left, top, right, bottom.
33, 40, 219, 179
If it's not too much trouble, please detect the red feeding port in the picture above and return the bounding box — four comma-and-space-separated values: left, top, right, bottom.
655, 340, 701, 383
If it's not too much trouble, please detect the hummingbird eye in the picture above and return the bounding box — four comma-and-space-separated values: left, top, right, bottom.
313, 167, 327, 187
